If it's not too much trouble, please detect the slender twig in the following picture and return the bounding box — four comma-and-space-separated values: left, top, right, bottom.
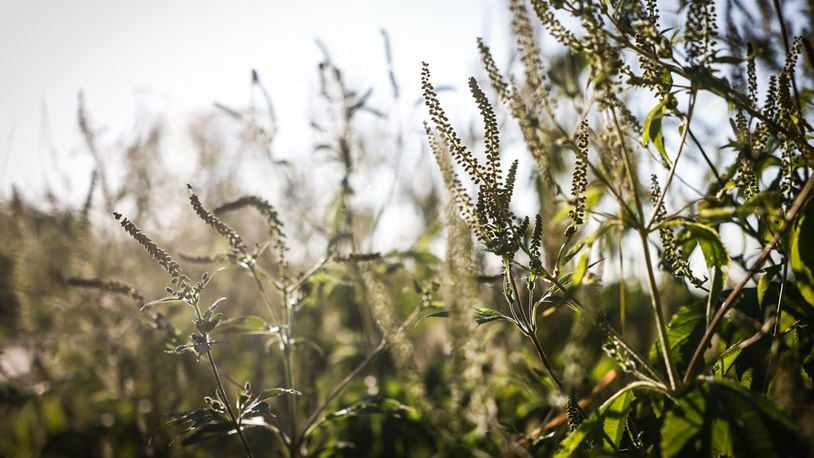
189, 300, 254, 457
505, 258, 532, 332
527, 332, 566, 393
684, 174, 814, 384
762, 259, 791, 392
286, 254, 331, 295
772, 260, 789, 337
250, 265, 281, 325
618, 206, 626, 336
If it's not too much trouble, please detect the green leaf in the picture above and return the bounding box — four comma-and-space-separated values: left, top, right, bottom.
661, 388, 705, 456
139, 296, 187, 311
790, 200, 814, 305
684, 222, 729, 269
708, 343, 743, 378
572, 251, 590, 287
600, 390, 635, 451
327, 399, 417, 421
257, 387, 301, 401
642, 96, 671, 167
474, 307, 513, 325
650, 303, 705, 374
415, 309, 449, 325
216, 316, 280, 334
554, 387, 636, 457
757, 265, 781, 306
661, 380, 799, 457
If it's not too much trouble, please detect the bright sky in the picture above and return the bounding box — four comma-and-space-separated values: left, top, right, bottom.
0, 0, 510, 202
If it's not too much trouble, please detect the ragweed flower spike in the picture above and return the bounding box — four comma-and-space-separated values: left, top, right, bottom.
113, 211, 186, 286
187, 184, 250, 262
423, 62, 524, 257
566, 120, 589, 237
213, 195, 286, 245
66, 277, 145, 307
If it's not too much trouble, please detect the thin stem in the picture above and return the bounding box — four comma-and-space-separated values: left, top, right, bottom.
286, 254, 331, 295
762, 259, 791, 393
612, 108, 680, 390
684, 174, 814, 384
207, 349, 255, 458
688, 128, 724, 188
618, 210, 626, 336
505, 258, 532, 332
645, 92, 697, 231
190, 297, 254, 457
250, 265, 281, 325
586, 159, 639, 227
527, 332, 566, 393
772, 260, 789, 337
281, 285, 298, 457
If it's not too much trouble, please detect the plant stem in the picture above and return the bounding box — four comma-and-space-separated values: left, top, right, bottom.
612, 108, 680, 390
206, 349, 255, 458
645, 92, 696, 231
281, 285, 298, 457
527, 332, 566, 393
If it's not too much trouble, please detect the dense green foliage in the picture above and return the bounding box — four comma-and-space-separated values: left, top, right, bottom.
2, 0, 814, 456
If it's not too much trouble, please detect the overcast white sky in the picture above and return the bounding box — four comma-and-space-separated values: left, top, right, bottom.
0, 0, 510, 201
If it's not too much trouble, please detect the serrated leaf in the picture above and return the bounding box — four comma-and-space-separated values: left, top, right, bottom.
708, 343, 743, 378
651, 303, 705, 374
474, 307, 513, 325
